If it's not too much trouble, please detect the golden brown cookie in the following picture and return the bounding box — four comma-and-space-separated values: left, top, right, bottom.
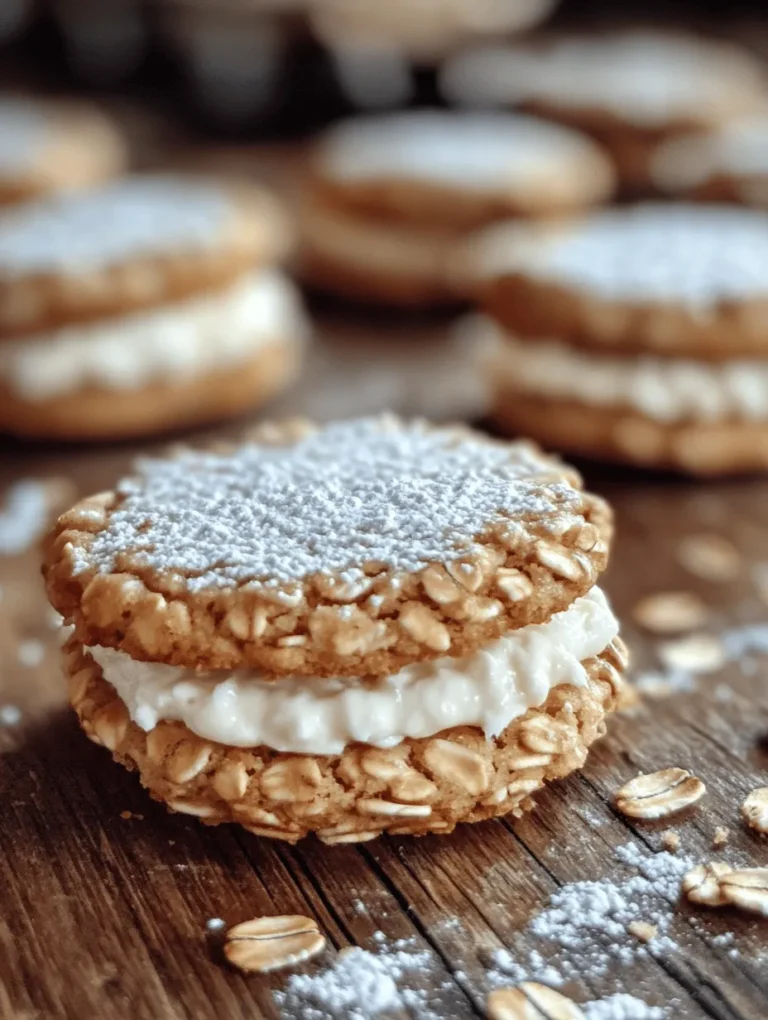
651, 114, 768, 207
0, 95, 127, 207
63, 605, 627, 842
0, 173, 290, 336
44, 417, 612, 676
299, 110, 614, 306
441, 31, 768, 191
492, 391, 768, 476
468, 204, 768, 360
0, 270, 306, 441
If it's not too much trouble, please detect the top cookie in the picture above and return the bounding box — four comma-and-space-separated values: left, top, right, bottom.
469, 203, 768, 359
652, 115, 768, 205
441, 31, 767, 132
0, 96, 127, 206
44, 417, 611, 678
310, 110, 615, 227
0, 174, 290, 336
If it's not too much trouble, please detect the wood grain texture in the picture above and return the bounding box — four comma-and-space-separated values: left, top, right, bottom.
1, 322, 768, 1020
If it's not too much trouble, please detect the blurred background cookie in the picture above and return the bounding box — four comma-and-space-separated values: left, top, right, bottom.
0, 95, 126, 207
299, 109, 614, 306
441, 30, 768, 192
468, 203, 768, 475
0, 174, 306, 440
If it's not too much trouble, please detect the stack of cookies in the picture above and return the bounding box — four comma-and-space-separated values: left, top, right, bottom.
652, 115, 768, 207
299, 109, 614, 306
469, 203, 768, 475
441, 30, 768, 193
45, 417, 627, 844
0, 95, 126, 207
0, 174, 307, 440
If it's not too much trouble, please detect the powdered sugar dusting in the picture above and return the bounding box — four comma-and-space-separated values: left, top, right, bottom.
487, 842, 692, 988
0, 175, 230, 276
584, 993, 666, 1020
0, 479, 51, 555
478, 204, 768, 308
274, 938, 442, 1019
80, 417, 576, 590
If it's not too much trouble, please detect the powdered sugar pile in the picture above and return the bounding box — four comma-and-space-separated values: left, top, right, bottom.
476, 204, 768, 308
274, 936, 442, 1020
0, 479, 51, 555
584, 993, 665, 1020
487, 842, 691, 987
0, 176, 230, 276
78, 417, 577, 590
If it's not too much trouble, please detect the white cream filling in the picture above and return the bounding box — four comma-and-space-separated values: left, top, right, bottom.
86, 587, 618, 756
489, 321, 768, 424
0, 269, 306, 400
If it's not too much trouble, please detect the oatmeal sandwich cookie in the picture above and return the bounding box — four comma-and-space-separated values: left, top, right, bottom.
45, 417, 626, 842
441, 31, 768, 191
299, 110, 614, 306
469, 203, 768, 474
0, 95, 127, 207
0, 174, 305, 440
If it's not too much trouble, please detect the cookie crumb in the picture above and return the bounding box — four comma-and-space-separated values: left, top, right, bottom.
662, 831, 681, 853
628, 921, 658, 943
741, 788, 768, 834
712, 826, 730, 848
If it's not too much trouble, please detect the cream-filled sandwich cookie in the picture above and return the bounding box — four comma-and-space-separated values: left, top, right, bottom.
0, 95, 127, 207
46, 417, 625, 842
0, 173, 290, 335
0, 269, 307, 440
299, 110, 614, 306
441, 32, 768, 191
652, 115, 768, 207
468, 204, 768, 473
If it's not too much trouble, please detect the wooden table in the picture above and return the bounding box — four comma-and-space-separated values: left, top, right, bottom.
1, 310, 768, 1020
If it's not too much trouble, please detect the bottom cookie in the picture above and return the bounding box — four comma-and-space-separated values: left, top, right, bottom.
492, 391, 768, 476
65, 635, 627, 843
0, 338, 300, 441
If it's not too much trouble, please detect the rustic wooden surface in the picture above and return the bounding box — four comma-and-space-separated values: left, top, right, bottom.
1, 312, 768, 1020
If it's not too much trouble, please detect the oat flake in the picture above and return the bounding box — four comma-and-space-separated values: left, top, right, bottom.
79, 417, 577, 590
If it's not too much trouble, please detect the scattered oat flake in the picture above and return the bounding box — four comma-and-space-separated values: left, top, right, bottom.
627, 921, 657, 943
713, 826, 730, 848
632, 591, 708, 634
615, 768, 706, 821
719, 868, 768, 917
225, 915, 325, 974
741, 788, 768, 834
0, 704, 22, 725
487, 982, 584, 1019
682, 862, 732, 907
658, 633, 725, 674
676, 534, 741, 583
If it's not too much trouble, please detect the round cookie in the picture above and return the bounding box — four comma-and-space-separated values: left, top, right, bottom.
46, 416, 625, 842
0, 96, 127, 207
0, 270, 307, 441
300, 110, 614, 305
64, 631, 627, 843
440, 31, 768, 190
44, 417, 612, 677
652, 115, 768, 207
469, 203, 768, 359
0, 173, 290, 336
